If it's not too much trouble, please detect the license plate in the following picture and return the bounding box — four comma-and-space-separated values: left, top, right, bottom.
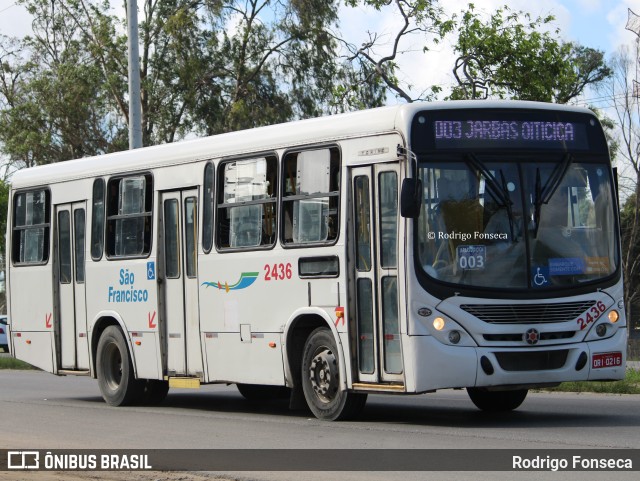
592, 352, 622, 369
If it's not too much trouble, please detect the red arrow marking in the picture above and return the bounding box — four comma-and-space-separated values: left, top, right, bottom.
148, 311, 157, 329
45, 313, 52, 329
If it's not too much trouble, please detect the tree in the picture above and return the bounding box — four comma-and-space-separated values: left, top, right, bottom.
341, 0, 454, 103
620, 194, 640, 333
605, 44, 640, 332
449, 4, 611, 103
0, 0, 128, 169
0, 0, 389, 167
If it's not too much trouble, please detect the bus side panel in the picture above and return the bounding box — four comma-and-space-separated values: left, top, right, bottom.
203, 332, 285, 385
8, 264, 57, 372
131, 332, 161, 380
85, 258, 162, 380
198, 250, 306, 384
11, 331, 55, 372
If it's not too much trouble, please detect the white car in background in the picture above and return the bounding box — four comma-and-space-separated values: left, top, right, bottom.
0, 315, 8, 352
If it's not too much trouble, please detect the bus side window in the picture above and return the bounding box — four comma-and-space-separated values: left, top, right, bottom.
105, 174, 153, 258
91, 178, 105, 260
281, 147, 340, 246
12, 189, 51, 265
202, 162, 215, 253
216, 155, 277, 250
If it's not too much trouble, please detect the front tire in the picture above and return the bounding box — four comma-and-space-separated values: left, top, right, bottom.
96, 326, 142, 406
301, 328, 367, 421
467, 388, 528, 412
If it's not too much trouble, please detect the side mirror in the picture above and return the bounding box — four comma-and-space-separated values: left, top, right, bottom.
400, 178, 422, 218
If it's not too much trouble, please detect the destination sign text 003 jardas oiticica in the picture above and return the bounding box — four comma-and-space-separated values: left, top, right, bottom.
432, 119, 588, 150
409, 109, 608, 152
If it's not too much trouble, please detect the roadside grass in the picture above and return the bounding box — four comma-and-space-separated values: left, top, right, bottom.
0, 356, 36, 370
541, 368, 640, 395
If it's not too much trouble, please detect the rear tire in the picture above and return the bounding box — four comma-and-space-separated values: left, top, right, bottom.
96, 326, 142, 406
466, 388, 528, 412
237, 383, 290, 401
301, 328, 367, 421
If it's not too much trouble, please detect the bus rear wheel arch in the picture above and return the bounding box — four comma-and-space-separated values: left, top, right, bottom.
301, 327, 367, 421
466, 387, 528, 412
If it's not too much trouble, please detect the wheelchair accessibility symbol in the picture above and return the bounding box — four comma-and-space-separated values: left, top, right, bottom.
147, 261, 156, 280
533, 266, 549, 287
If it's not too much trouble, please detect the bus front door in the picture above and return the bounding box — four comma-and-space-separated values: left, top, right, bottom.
159, 189, 203, 378
350, 165, 403, 384
55, 202, 89, 371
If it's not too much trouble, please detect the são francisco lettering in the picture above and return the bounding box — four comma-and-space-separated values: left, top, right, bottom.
435, 120, 575, 143
108, 268, 149, 303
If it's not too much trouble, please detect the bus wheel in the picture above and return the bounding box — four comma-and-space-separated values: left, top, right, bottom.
237, 384, 290, 401
301, 328, 367, 421
96, 326, 142, 406
141, 380, 169, 405
466, 388, 528, 412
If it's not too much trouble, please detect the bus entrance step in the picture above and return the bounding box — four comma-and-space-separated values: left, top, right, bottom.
167, 377, 201, 389
58, 370, 91, 376
352, 382, 405, 393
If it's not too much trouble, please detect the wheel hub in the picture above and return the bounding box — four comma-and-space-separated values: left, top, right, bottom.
309, 347, 339, 403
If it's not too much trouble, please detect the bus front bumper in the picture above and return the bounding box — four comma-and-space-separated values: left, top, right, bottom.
408, 328, 627, 393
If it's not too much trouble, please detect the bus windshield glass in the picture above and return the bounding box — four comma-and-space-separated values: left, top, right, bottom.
415, 155, 618, 290
411, 108, 618, 292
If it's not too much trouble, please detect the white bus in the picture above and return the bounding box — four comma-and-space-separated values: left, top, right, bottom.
6, 101, 626, 420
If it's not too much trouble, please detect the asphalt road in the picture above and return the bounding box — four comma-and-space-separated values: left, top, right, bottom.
1, 369, 639, 481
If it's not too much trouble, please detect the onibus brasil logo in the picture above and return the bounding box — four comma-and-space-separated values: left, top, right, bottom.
202, 272, 259, 293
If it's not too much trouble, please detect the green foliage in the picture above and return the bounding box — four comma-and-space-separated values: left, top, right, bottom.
0, 0, 388, 166
449, 4, 611, 103
542, 369, 640, 394
620, 192, 640, 330
0, 356, 37, 369
0, 0, 128, 168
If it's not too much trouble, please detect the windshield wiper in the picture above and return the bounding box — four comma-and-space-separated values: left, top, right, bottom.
532, 153, 573, 237
465, 153, 516, 241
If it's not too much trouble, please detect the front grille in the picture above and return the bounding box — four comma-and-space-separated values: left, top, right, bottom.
461, 301, 596, 324
495, 350, 569, 371
483, 331, 576, 342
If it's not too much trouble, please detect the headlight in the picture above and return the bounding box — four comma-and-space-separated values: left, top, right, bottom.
426, 314, 477, 347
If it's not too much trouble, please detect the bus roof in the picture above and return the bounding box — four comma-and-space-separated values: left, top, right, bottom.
10, 100, 595, 189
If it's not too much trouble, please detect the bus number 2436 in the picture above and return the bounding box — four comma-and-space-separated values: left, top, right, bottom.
264, 263, 292, 281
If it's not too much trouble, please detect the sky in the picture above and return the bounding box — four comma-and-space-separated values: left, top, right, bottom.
0, 0, 640, 103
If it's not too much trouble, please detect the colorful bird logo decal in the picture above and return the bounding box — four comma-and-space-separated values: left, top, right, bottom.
202, 272, 259, 293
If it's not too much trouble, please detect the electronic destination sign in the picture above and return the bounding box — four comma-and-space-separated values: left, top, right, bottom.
410, 109, 607, 153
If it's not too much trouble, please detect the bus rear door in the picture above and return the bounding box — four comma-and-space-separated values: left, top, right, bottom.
55, 202, 89, 371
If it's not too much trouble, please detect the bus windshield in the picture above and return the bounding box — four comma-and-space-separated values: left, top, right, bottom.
416, 154, 618, 290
